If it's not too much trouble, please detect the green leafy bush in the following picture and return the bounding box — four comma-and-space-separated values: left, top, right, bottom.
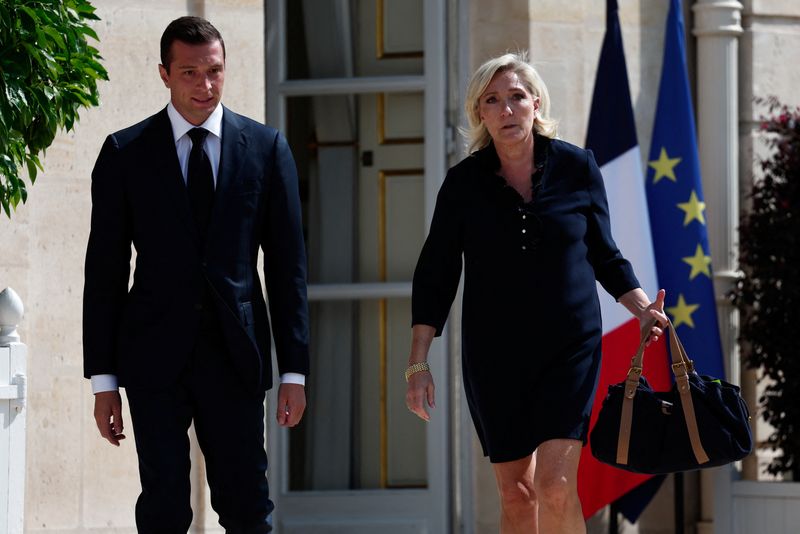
0, 0, 107, 217
733, 96, 800, 479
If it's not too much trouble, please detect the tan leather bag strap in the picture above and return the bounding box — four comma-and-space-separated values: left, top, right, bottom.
616, 319, 651, 465
668, 322, 710, 465
615, 319, 709, 466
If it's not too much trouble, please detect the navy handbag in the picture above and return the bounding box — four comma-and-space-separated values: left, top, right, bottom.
590, 320, 753, 474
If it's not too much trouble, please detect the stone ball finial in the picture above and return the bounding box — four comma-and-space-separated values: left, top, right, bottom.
0, 287, 24, 344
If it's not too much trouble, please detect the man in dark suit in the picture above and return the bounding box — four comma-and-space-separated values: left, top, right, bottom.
82, 16, 309, 533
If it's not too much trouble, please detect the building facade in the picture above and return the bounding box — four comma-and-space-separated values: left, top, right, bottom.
1, 0, 798, 532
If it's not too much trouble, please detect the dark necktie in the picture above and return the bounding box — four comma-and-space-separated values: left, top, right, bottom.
187, 127, 214, 242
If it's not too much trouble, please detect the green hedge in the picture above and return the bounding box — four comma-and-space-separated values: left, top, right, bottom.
0, 0, 107, 217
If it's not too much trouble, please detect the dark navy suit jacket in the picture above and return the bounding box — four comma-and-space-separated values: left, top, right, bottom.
83, 106, 310, 393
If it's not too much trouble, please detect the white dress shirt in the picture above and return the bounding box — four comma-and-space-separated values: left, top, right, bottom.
167, 101, 223, 186
91, 103, 305, 393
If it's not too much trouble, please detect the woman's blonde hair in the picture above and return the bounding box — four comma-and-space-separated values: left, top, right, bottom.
463, 51, 558, 153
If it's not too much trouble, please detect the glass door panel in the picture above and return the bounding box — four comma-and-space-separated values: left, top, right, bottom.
285, 0, 424, 80
267, 0, 447, 530
285, 89, 426, 491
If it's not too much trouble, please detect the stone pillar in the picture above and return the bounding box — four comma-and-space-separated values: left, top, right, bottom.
691, 2, 743, 533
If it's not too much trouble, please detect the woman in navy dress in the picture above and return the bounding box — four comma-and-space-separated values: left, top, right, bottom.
405, 52, 668, 533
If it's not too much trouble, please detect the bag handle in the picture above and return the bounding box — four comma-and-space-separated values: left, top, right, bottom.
615, 319, 710, 467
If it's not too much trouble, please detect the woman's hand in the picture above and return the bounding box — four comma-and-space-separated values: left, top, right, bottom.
640, 288, 668, 346
406, 324, 437, 421
406, 367, 435, 422
619, 288, 670, 346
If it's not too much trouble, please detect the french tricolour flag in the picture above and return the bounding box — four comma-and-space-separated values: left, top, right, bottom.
576, 0, 672, 520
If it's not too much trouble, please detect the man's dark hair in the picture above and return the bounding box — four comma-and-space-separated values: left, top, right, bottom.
160, 16, 226, 72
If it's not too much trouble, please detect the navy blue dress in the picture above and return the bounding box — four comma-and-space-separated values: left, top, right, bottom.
412, 136, 640, 463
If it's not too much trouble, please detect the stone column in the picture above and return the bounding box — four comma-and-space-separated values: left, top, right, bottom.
691, 2, 743, 533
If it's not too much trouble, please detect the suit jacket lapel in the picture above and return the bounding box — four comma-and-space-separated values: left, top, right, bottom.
146, 107, 201, 247
146, 106, 247, 251
210, 106, 248, 223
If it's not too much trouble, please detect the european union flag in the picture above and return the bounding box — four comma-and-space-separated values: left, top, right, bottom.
645, 0, 725, 379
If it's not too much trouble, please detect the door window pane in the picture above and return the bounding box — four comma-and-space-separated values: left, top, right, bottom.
285, 0, 423, 81
287, 94, 424, 286
289, 297, 427, 491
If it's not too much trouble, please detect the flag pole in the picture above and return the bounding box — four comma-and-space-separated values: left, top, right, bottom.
674, 472, 684, 534
609, 502, 618, 533
579, 0, 669, 520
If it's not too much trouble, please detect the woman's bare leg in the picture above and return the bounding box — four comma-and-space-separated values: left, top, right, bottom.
492, 452, 538, 534
534, 439, 585, 534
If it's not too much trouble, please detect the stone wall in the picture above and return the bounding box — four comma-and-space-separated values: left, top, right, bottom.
738, 0, 800, 482
739, 0, 800, 212
468, 0, 669, 165
0, 1, 264, 531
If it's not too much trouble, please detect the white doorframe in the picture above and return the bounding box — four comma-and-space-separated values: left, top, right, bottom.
265, 1, 449, 531
450, 1, 473, 531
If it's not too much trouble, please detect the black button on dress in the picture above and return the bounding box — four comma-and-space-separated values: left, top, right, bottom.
411, 136, 640, 463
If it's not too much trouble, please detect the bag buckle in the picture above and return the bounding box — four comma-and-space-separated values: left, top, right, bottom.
671, 360, 696, 374
671, 361, 691, 375
627, 366, 642, 380
624, 366, 642, 399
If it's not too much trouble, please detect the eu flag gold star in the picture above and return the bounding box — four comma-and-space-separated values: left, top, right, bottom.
682, 244, 712, 280
648, 147, 682, 184
677, 190, 707, 226
666, 294, 700, 329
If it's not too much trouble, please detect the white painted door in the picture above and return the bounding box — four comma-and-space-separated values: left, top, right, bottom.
266, 1, 448, 532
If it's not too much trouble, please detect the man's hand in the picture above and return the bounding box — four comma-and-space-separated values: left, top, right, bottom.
94, 390, 126, 446
276, 383, 306, 427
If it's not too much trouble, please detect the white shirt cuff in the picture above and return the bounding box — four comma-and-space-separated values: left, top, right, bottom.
92, 373, 304, 390
280, 373, 306, 386
91, 374, 119, 394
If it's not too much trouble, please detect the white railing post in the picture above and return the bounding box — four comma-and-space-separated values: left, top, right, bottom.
0, 287, 27, 534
